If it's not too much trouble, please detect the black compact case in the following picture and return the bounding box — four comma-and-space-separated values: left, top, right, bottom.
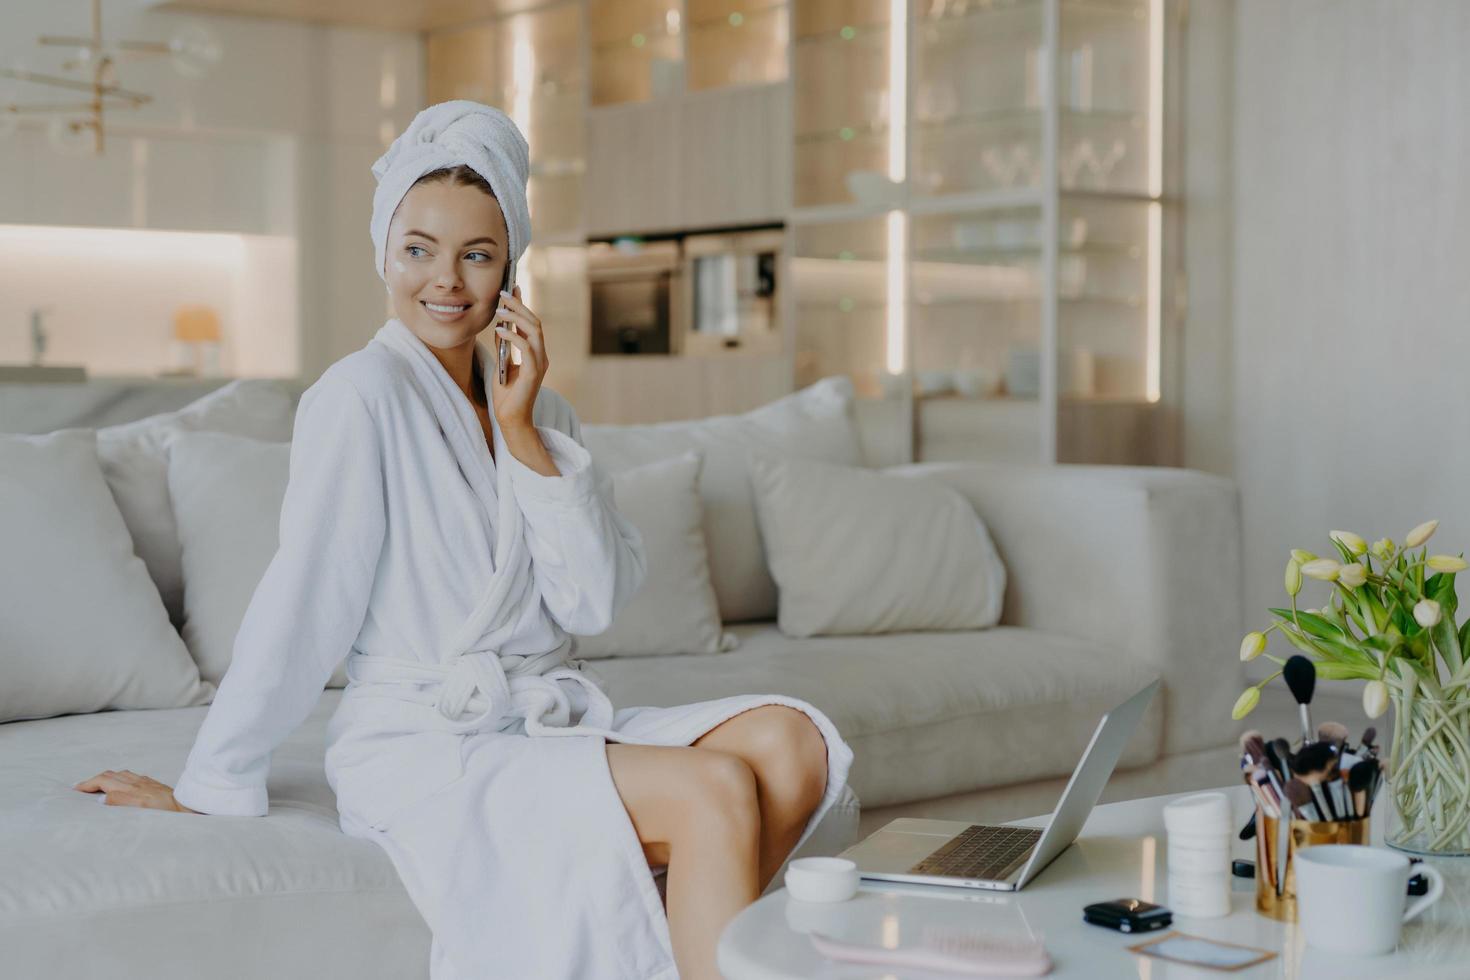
1082, 898, 1173, 933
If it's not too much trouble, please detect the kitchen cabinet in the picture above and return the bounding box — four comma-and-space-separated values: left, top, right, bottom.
583, 101, 682, 236
585, 81, 788, 236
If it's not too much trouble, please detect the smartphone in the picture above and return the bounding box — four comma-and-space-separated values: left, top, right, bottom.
496, 271, 513, 386
1082, 898, 1173, 934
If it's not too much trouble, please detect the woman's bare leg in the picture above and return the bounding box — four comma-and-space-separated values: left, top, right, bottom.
694, 706, 830, 889
605, 743, 760, 980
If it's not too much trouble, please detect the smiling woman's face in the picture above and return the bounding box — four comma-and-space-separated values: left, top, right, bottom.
384, 178, 510, 351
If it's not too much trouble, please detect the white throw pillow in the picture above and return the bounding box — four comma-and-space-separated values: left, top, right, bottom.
581, 376, 863, 623
0, 430, 214, 722
572, 452, 734, 659
747, 451, 1007, 638
167, 430, 350, 689
96, 380, 297, 628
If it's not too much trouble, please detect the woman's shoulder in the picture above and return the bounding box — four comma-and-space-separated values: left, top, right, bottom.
303, 346, 412, 414
298, 345, 578, 436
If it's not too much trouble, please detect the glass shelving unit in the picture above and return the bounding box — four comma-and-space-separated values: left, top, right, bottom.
789, 0, 1177, 464
791, 217, 892, 398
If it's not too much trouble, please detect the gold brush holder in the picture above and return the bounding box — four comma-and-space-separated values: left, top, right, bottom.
1255, 810, 1369, 921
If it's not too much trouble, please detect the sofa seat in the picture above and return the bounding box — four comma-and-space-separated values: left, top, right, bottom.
0, 688, 858, 979
595, 623, 1165, 809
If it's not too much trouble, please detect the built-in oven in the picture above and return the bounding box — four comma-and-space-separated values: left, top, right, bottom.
586, 225, 783, 357
587, 239, 683, 355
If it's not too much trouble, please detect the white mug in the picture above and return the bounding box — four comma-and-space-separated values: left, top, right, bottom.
1295, 845, 1445, 955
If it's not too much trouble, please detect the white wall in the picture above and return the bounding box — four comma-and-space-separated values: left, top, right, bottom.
1233, 0, 1470, 674
0, 2, 422, 379
1179, 0, 1234, 478
0, 224, 296, 376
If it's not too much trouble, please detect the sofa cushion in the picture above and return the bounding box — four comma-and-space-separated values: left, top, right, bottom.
748, 451, 1006, 637
594, 623, 1164, 808
0, 693, 430, 978
167, 430, 352, 689
581, 376, 864, 623
0, 690, 859, 978
96, 380, 297, 628
573, 451, 735, 658
0, 430, 213, 723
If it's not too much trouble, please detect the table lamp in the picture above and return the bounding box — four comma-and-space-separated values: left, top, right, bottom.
172, 304, 221, 377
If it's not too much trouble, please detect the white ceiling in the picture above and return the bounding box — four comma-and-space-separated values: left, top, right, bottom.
150, 0, 562, 32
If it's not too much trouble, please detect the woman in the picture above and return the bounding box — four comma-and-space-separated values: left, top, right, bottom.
73, 102, 853, 980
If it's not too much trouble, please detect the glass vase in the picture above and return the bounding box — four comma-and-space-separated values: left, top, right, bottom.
1386, 689, 1470, 856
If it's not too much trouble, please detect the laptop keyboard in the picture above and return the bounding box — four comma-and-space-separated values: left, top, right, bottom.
909, 825, 1043, 881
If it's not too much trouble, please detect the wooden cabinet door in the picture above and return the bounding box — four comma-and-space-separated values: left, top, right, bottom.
585, 102, 681, 236
678, 83, 790, 229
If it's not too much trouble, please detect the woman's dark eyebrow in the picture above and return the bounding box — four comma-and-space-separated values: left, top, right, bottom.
404, 230, 499, 247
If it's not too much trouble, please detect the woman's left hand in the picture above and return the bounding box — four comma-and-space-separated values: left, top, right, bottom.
489, 284, 548, 432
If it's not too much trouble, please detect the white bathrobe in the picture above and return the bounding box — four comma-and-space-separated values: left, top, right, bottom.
172, 317, 855, 980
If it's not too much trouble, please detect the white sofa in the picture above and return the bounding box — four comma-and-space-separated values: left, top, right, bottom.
0, 378, 1244, 979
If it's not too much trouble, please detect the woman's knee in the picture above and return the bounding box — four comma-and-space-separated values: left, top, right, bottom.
744, 708, 828, 809
683, 749, 760, 839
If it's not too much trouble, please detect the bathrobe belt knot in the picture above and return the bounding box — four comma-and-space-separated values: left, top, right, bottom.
436, 651, 512, 728
345, 646, 625, 738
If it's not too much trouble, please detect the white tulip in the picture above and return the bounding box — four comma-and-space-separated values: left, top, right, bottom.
1371, 537, 1394, 560
1239, 632, 1267, 662
1338, 563, 1368, 589
1362, 679, 1390, 719
1414, 598, 1442, 629
1405, 520, 1439, 549
1301, 558, 1342, 581
1285, 560, 1303, 597
1232, 687, 1261, 721
1331, 530, 1368, 556
1291, 549, 1318, 565
1427, 555, 1468, 574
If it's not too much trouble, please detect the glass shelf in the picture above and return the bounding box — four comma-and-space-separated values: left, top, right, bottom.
792, 214, 894, 397
914, 0, 1145, 28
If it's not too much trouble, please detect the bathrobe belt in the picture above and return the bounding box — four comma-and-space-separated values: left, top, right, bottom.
343, 644, 633, 739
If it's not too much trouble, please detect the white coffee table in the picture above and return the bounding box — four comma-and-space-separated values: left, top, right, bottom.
718, 786, 1469, 979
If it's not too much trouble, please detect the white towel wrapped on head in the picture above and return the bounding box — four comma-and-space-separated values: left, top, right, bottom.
370, 100, 532, 288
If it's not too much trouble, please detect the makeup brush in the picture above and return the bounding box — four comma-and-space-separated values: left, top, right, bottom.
1285, 777, 1319, 822
1367, 759, 1384, 815
1348, 758, 1377, 820
1291, 741, 1338, 820
1361, 726, 1378, 755
1268, 737, 1295, 785
1317, 723, 1352, 815
1316, 721, 1349, 750
1284, 655, 1317, 745
1281, 779, 1316, 895
1238, 731, 1268, 840
1241, 730, 1268, 767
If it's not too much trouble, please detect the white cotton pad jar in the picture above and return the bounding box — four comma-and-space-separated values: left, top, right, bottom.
1163, 791, 1233, 918
784, 857, 859, 903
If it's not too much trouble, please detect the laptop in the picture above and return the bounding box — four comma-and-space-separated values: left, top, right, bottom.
839, 679, 1159, 892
